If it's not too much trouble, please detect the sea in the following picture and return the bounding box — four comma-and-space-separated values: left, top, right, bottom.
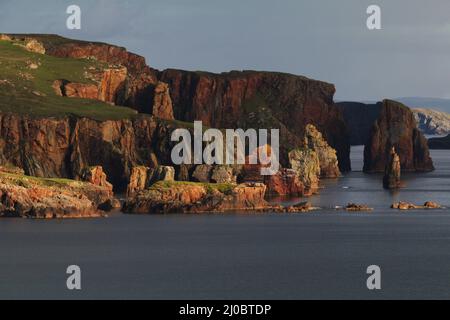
1, 146, 450, 299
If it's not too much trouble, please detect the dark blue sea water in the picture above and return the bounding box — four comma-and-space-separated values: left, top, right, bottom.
1, 147, 450, 299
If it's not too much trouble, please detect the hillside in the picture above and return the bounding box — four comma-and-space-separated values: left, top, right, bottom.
413, 108, 450, 136
0, 36, 137, 120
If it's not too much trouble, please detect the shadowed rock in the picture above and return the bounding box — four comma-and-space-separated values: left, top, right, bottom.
383, 147, 401, 189
364, 100, 434, 173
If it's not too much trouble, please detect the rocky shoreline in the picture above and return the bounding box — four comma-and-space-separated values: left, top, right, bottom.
0, 34, 441, 218
0, 162, 444, 218
0, 166, 118, 218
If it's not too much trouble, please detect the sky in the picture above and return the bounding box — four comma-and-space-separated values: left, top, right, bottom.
1, 0, 450, 101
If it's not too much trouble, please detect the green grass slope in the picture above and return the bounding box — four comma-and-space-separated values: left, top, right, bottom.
0, 38, 137, 121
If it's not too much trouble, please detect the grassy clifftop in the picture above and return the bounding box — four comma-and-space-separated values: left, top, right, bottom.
0, 38, 137, 121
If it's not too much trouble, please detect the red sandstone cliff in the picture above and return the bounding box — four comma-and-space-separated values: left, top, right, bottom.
0, 113, 178, 190
159, 69, 351, 171
1, 35, 355, 192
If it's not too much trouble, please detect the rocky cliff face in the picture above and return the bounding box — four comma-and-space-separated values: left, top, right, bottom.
2, 35, 354, 193
303, 124, 340, 178
288, 148, 320, 195
363, 100, 434, 172
0, 166, 115, 218
413, 108, 450, 136
0, 113, 178, 191
159, 69, 351, 171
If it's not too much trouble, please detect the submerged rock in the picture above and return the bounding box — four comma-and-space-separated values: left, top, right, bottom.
283, 202, 314, 213
424, 201, 441, 209
345, 203, 373, 211
391, 201, 442, 210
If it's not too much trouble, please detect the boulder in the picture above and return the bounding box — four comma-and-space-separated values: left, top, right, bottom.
80, 166, 113, 190
192, 164, 212, 182
24, 39, 45, 54
390, 201, 441, 210
264, 168, 304, 196
391, 202, 420, 210
126, 165, 175, 198
284, 202, 313, 213
0, 34, 12, 41
148, 165, 175, 183
345, 203, 373, 211
127, 166, 151, 197
176, 164, 194, 181
424, 201, 441, 209
211, 165, 236, 183
240, 145, 272, 183
52, 79, 68, 96
64, 82, 99, 99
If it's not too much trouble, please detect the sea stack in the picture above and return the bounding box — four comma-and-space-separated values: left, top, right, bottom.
383, 147, 401, 189
363, 99, 434, 173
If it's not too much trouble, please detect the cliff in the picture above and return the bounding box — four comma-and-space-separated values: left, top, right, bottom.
363, 100, 434, 172
1, 34, 351, 176
0, 166, 116, 218
159, 69, 351, 171
413, 108, 450, 136
0, 113, 178, 191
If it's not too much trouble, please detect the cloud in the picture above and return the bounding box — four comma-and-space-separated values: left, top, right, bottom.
1, 0, 450, 100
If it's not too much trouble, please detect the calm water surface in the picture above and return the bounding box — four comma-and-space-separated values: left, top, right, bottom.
1, 146, 450, 299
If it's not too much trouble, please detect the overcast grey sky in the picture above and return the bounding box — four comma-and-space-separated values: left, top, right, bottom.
1, 0, 450, 101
